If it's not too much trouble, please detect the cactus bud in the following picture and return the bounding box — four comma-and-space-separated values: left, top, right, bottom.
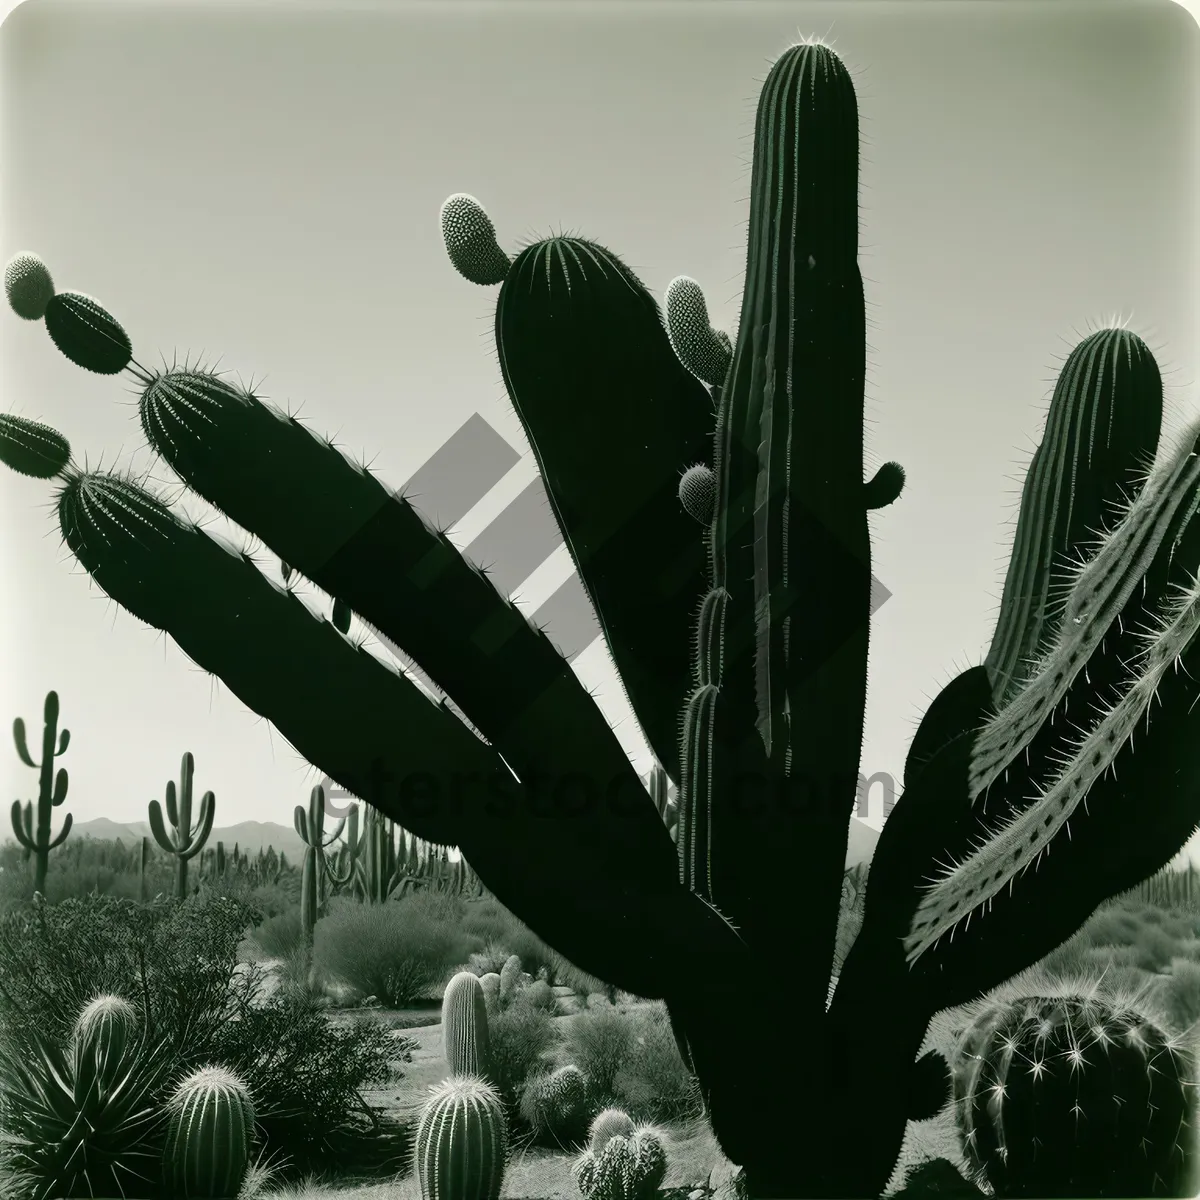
0, 413, 72, 478
4, 252, 55, 320
441, 193, 512, 286
44, 290, 132, 374
678, 463, 716, 525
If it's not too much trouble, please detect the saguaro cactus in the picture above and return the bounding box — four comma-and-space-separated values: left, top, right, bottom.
294, 784, 346, 943
9, 689, 72, 894
148, 751, 215, 899
5, 33, 1200, 1200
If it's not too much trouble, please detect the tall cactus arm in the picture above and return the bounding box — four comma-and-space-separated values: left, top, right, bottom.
983, 329, 1162, 705
491, 231, 714, 784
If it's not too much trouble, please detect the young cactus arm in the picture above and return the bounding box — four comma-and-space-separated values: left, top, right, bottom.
126, 365, 648, 841
9, 798, 72, 850
983, 329, 1163, 706
493, 234, 714, 782
33, 461, 737, 996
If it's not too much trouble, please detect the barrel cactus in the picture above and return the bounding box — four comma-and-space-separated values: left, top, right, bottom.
443, 970, 493, 1078
954, 983, 1197, 1197
498, 954, 524, 1008
162, 1065, 256, 1199
414, 1076, 508, 1200
479, 972, 502, 1016
73, 992, 140, 1066
573, 1123, 668, 1200
588, 1108, 637, 1153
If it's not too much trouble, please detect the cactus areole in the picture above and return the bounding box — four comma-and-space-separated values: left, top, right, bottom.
6, 31, 1200, 1200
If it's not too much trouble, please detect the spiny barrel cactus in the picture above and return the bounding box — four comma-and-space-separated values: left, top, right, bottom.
73, 993, 139, 1066
5, 28, 1199, 1200
9, 689, 72, 894
414, 1076, 508, 1200
955, 985, 1197, 1197
574, 1123, 668, 1200
442, 970, 492, 1078
162, 1064, 256, 1199
588, 1108, 636, 1153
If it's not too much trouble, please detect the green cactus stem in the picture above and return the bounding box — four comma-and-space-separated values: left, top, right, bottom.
162, 1065, 256, 1199
10, 689, 72, 894
442, 970, 492, 1079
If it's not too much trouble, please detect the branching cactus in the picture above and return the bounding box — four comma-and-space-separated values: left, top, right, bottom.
6, 31, 1200, 1199
588, 1108, 636, 1153
9, 689, 72, 894
442, 970, 492, 1079
294, 784, 347, 943
414, 1076, 508, 1200
148, 751, 215, 899
954, 981, 1198, 1197
163, 1065, 256, 1199
573, 1123, 668, 1200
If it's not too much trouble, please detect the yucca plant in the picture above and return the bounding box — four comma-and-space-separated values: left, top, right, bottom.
0, 994, 178, 1199
3, 29, 1198, 1199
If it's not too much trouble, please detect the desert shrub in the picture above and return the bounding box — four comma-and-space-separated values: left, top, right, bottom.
519, 1063, 594, 1147
521, 978, 559, 1014
211, 989, 417, 1180
610, 1002, 703, 1123
467, 939, 513, 977
253, 909, 307, 960
551, 956, 620, 1000
0, 891, 261, 1052
312, 893, 478, 1006
1156, 958, 1200, 1033
564, 1000, 641, 1103
489, 998, 560, 1110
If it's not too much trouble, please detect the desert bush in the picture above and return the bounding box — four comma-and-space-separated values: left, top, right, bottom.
0, 891, 260, 1051
564, 1000, 641, 1103
467, 939, 513, 977
488, 998, 560, 1110
311, 893, 478, 1007
1156, 958, 1200, 1033
253, 909, 308, 960
519, 1063, 594, 1147
610, 1002, 703, 1123
521, 978, 559, 1014
211, 988, 416, 1180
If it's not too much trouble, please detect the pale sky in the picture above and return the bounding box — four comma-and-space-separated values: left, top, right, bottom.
1, 1, 1197, 857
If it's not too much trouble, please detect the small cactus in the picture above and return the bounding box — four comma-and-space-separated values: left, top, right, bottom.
443, 970, 492, 1078
864, 460, 905, 510
0, 413, 72, 479
574, 1124, 668, 1200
163, 1064, 256, 1199
441, 193, 512, 286
663, 275, 732, 388
588, 1107, 636, 1153
72, 993, 138, 1066
4, 251, 54, 320
415, 1075, 508, 1200
499, 953, 524, 1007
678, 463, 716, 525
955, 985, 1197, 1198
479, 971, 501, 1015
43, 290, 133, 374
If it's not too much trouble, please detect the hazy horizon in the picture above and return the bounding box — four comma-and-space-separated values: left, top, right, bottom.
1, 1, 1198, 867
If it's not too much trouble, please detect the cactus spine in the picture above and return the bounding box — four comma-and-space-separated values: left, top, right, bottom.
9, 689, 72, 894
162, 1065, 256, 1199
414, 1076, 508, 1200
148, 751, 214, 899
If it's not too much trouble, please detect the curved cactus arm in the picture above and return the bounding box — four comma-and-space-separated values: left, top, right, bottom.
12, 718, 34, 768
176, 790, 215, 862
10, 798, 33, 849
45, 812, 72, 850
148, 796, 177, 852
